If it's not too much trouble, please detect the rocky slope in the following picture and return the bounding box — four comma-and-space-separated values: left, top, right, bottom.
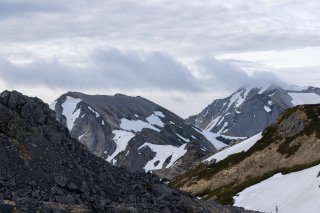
0, 90, 254, 212
187, 84, 320, 137
173, 104, 320, 209
50, 92, 229, 176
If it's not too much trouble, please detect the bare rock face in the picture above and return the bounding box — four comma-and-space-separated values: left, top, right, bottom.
51, 92, 222, 176
0, 90, 254, 213
187, 84, 320, 137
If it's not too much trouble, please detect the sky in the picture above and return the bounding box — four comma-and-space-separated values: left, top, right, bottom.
0, 0, 320, 117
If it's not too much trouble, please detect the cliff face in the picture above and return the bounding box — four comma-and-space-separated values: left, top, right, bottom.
0, 91, 252, 213
174, 104, 320, 205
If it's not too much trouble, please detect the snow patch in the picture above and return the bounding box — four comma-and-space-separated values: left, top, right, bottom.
218, 122, 228, 134
154, 111, 165, 118
146, 114, 164, 127
139, 143, 187, 171
106, 130, 135, 163
120, 118, 160, 132
264, 105, 271, 112
61, 96, 82, 130
78, 134, 85, 141
205, 116, 221, 131
88, 106, 100, 118
234, 164, 320, 213
204, 133, 262, 163
192, 127, 228, 150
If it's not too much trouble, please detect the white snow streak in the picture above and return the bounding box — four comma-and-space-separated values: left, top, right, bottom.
204, 133, 262, 163
61, 96, 81, 130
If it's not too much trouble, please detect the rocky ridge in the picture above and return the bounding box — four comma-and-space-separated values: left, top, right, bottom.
187, 84, 320, 137
0, 90, 254, 212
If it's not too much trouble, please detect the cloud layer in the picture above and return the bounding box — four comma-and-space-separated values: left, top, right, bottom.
0, 47, 284, 93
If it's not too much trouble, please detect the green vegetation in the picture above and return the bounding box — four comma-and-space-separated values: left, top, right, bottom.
172, 104, 320, 205
199, 158, 320, 204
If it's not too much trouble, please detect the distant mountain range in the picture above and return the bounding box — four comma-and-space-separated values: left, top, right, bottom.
187, 84, 320, 137
50, 92, 230, 177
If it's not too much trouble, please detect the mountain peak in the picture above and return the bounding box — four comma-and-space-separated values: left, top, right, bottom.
187, 84, 320, 137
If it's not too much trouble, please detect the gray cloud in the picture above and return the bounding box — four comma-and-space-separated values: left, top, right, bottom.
0, 48, 283, 93
0, 0, 319, 54
0, 48, 201, 91
196, 57, 283, 90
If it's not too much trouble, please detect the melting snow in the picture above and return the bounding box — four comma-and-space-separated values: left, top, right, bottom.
204, 133, 262, 163
218, 122, 228, 134
139, 143, 187, 171
154, 111, 165, 118
120, 112, 165, 132
234, 164, 320, 213
78, 134, 85, 141
106, 130, 135, 163
192, 127, 228, 150
205, 116, 221, 131
289, 93, 320, 106
264, 105, 271, 112
88, 106, 100, 118
61, 96, 82, 130
120, 119, 160, 132
146, 114, 164, 127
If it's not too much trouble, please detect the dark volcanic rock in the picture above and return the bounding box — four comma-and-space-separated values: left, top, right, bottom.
0, 91, 253, 213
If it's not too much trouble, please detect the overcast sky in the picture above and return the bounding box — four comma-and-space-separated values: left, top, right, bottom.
0, 0, 320, 117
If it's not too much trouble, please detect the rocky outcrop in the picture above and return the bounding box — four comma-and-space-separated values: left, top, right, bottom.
0, 90, 254, 212
187, 84, 320, 137
174, 104, 320, 204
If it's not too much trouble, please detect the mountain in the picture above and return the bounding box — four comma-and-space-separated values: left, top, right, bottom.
173, 103, 320, 212
0, 90, 254, 212
50, 92, 229, 176
187, 84, 320, 137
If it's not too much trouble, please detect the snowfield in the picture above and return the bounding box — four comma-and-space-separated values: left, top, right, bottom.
204, 133, 262, 163
234, 164, 320, 213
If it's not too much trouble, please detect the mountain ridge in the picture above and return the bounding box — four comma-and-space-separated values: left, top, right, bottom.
0, 90, 254, 213
187, 83, 320, 137
50, 92, 229, 177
